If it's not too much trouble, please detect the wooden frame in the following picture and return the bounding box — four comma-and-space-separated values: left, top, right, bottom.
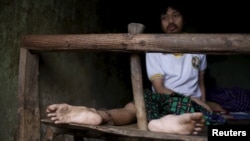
17, 33, 250, 141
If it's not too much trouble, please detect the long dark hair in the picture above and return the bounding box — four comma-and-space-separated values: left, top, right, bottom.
158, 0, 187, 17
156, 0, 193, 32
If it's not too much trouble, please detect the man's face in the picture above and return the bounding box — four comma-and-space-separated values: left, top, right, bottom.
161, 7, 184, 33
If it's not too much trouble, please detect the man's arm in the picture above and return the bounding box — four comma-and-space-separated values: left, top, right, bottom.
151, 72, 212, 112
199, 71, 206, 102
191, 71, 212, 112
151, 77, 174, 94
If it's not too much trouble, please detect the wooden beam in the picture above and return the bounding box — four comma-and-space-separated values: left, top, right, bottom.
21, 34, 250, 54
17, 48, 40, 141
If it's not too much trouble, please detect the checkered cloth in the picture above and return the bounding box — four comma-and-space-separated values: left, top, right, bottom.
144, 89, 227, 125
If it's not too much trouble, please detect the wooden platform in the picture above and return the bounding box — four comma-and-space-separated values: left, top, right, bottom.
41, 119, 208, 141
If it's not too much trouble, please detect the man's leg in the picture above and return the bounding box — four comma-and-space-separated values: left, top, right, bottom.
46, 103, 205, 135
46, 102, 137, 126
148, 112, 205, 135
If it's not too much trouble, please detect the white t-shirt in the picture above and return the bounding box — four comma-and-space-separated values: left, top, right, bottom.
146, 53, 207, 98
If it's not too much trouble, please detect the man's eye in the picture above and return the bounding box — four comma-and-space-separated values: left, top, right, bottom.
174, 14, 180, 17
161, 16, 168, 20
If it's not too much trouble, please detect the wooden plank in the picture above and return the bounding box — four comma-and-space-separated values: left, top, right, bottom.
17, 48, 40, 141
41, 119, 208, 141
21, 34, 250, 54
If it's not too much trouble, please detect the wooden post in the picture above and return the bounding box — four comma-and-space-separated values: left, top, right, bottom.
17, 48, 40, 141
128, 23, 148, 130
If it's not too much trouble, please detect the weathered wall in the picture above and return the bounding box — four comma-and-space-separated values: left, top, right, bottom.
0, 0, 133, 141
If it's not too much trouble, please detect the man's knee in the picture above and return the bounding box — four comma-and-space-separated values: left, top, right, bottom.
124, 102, 136, 112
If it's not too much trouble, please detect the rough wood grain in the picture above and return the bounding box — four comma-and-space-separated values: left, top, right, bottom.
17, 48, 40, 141
21, 34, 250, 54
128, 23, 148, 131
41, 119, 208, 141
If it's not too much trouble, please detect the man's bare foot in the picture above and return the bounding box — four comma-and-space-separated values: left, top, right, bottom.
46, 103, 102, 125
148, 112, 205, 135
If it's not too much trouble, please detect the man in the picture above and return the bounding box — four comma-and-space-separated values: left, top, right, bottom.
46, 1, 225, 135
145, 1, 211, 112
141, 1, 228, 127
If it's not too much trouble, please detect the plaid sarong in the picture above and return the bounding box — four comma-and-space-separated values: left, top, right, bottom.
144, 89, 227, 125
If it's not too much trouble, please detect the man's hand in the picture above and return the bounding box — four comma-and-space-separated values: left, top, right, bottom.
190, 97, 212, 112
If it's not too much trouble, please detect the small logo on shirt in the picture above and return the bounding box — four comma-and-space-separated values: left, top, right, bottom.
192, 56, 200, 69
